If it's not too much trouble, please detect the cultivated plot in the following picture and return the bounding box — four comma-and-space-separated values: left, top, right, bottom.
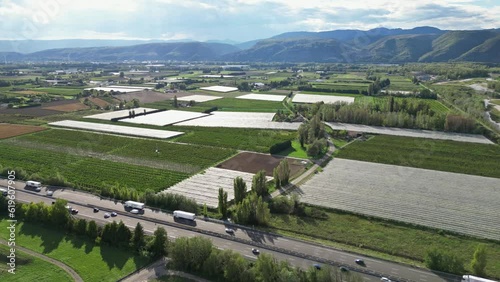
121, 110, 208, 126
200, 86, 238, 92
160, 167, 272, 208
84, 108, 157, 120
298, 158, 500, 240
293, 94, 355, 104
0, 124, 46, 139
325, 122, 493, 144
49, 120, 184, 139
84, 85, 153, 92
235, 93, 286, 102
175, 111, 300, 130
177, 95, 223, 102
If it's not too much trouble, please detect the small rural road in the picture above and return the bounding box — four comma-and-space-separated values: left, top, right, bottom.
121, 257, 209, 282
0, 238, 83, 282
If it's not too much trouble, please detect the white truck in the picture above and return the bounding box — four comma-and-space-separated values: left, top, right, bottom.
173, 210, 196, 221
462, 275, 498, 282
124, 201, 145, 210
26, 181, 42, 191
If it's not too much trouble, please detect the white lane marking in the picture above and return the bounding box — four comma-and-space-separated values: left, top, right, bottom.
409, 268, 434, 275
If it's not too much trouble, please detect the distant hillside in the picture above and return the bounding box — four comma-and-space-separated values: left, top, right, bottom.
419, 30, 499, 62
2, 42, 239, 62
2, 27, 500, 63
362, 34, 437, 63
226, 39, 353, 62
457, 34, 500, 63
0, 39, 175, 53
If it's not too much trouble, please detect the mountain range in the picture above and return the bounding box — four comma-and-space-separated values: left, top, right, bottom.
1, 27, 499, 63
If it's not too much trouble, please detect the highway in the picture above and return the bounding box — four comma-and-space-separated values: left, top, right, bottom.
1, 179, 460, 282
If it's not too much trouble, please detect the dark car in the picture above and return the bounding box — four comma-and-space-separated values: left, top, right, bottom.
251, 248, 260, 255
340, 266, 349, 272
93, 207, 99, 213
70, 208, 78, 214
355, 259, 365, 266
111, 212, 117, 217
313, 264, 321, 270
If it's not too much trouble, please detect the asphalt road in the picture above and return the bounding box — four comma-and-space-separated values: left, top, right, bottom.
1, 179, 460, 282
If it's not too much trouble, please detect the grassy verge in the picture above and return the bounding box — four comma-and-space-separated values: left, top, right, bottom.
336, 135, 500, 178
0, 220, 150, 282
0, 244, 73, 281
275, 140, 308, 159
266, 207, 500, 278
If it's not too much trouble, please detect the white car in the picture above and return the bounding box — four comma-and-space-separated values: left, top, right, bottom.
46, 190, 53, 196
225, 228, 234, 234
381, 277, 391, 282
130, 209, 139, 214
104, 213, 111, 218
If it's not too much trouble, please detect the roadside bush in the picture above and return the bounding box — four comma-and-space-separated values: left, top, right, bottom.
425, 248, 465, 275
270, 196, 294, 214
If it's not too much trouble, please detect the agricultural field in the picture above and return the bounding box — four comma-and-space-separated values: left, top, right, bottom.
292, 93, 355, 104
84, 108, 157, 120
84, 85, 153, 92
217, 152, 307, 177
197, 97, 286, 112
268, 207, 500, 279
0, 142, 189, 192
0, 123, 46, 139
325, 122, 493, 144
113, 90, 171, 103
298, 158, 500, 240
121, 110, 208, 126
273, 140, 308, 159
354, 96, 449, 114
170, 126, 297, 153
42, 101, 88, 112
199, 86, 238, 92
336, 135, 500, 178
12, 129, 235, 173
161, 167, 272, 208
298, 91, 363, 98
177, 94, 222, 102
310, 83, 368, 93
235, 93, 286, 102
175, 112, 300, 130
0, 220, 150, 282
30, 87, 85, 96
382, 76, 422, 91
0, 244, 73, 282
50, 120, 184, 139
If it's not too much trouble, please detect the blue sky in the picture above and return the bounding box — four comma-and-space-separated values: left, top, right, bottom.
0, 0, 498, 42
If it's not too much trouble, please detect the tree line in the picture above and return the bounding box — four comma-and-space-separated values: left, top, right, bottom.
0, 198, 168, 259
170, 236, 362, 282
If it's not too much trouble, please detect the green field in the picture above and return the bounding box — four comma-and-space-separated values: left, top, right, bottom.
15, 129, 236, 170
299, 91, 363, 98
310, 83, 368, 92
274, 140, 309, 159
383, 76, 422, 91
169, 126, 297, 153
354, 96, 450, 114
0, 220, 150, 282
336, 135, 500, 178
26, 87, 85, 96
0, 142, 189, 192
0, 244, 73, 281
267, 207, 500, 278
197, 97, 286, 112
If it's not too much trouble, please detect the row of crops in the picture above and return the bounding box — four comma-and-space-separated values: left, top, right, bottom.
336, 135, 500, 178
0, 143, 189, 192
15, 129, 236, 169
